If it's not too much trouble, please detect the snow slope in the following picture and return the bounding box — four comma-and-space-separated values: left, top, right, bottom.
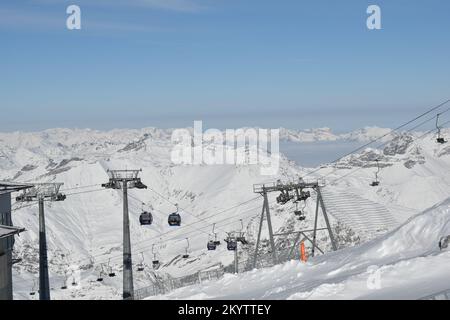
0, 126, 448, 299
150, 198, 450, 300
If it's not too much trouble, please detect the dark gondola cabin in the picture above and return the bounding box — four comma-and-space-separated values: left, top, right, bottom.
227, 240, 237, 251
168, 212, 181, 226
152, 260, 160, 268
139, 211, 153, 225
294, 210, 306, 221
207, 240, 216, 251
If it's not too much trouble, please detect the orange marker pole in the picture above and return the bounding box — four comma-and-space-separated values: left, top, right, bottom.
300, 242, 307, 263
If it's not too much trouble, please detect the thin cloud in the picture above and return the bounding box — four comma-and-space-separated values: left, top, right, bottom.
0, 8, 174, 33
132, 0, 208, 12
31, 0, 209, 13
0, 8, 59, 29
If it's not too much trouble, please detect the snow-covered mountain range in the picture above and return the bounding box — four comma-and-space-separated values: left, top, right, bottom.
1, 126, 449, 300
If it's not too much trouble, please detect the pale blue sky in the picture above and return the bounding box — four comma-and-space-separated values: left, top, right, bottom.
1, 0, 449, 132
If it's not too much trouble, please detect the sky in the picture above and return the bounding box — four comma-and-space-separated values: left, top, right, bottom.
1, 0, 450, 132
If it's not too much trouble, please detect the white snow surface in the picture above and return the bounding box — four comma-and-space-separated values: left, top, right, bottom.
0, 126, 448, 299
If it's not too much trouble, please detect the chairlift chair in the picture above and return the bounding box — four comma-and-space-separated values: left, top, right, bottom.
16, 194, 33, 202
139, 211, 153, 226
370, 160, 381, 187
96, 264, 105, 282
182, 238, 190, 258
298, 190, 310, 201
211, 223, 221, 245
276, 191, 291, 205
236, 220, 248, 244
107, 259, 116, 277
151, 244, 160, 268
152, 260, 160, 269
54, 193, 66, 201
137, 253, 145, 272
294, 201, 306, 221
133, 178, 148, 189
29, 281, 37, 296
436, 113, 447, 144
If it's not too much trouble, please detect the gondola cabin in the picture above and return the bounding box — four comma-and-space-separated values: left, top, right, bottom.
207, 240, 216, 251
168, 212, 181, 226
227, 240, 237, 251
139, 211, 153, 225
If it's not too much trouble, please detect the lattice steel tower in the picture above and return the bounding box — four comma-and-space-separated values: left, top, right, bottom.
102, 169, 147, 300
15, 183, 66, 300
